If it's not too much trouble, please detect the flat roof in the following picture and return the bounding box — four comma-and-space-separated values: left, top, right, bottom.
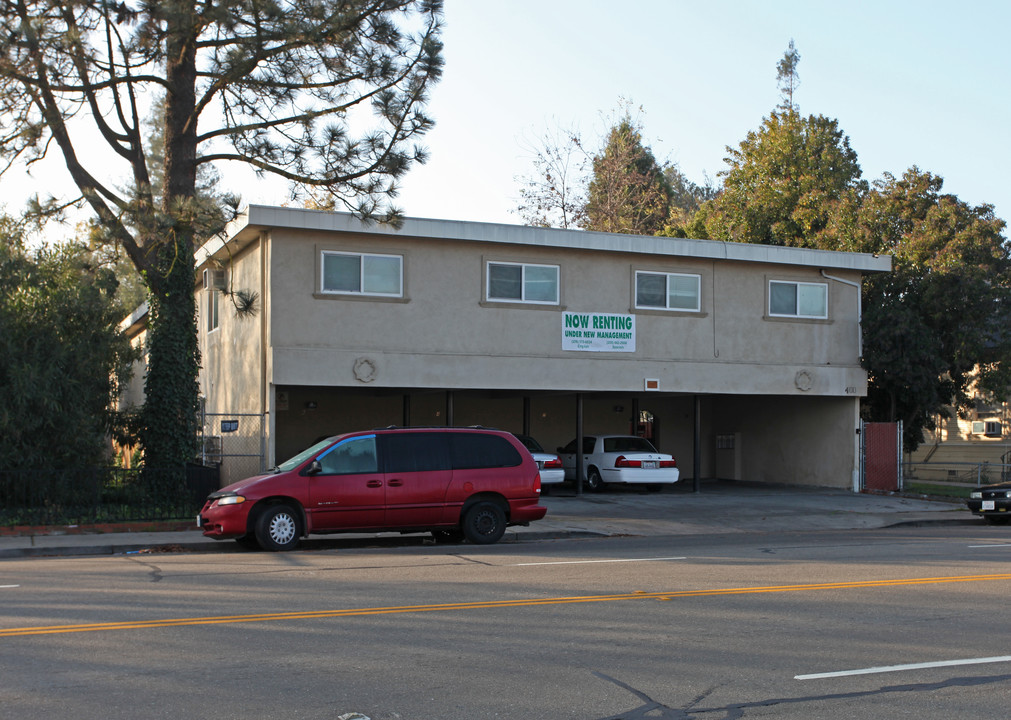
198, 204, 893, 274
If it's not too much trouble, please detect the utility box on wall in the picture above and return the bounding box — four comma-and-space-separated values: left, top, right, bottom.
715, 433, 742, 480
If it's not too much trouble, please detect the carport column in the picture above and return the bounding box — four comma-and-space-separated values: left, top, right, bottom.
402, 394, 411, 427
446, 390, 454, 427
693, 395, 701, 493
575, 393, 584, 496
523, 396, 531, 436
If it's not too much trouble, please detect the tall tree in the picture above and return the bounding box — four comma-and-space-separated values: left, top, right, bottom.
514, 125, 587, 229
692, 108, 865, 247
0, 1, 443, 468
659, 163, 717, 237
693, 42, 1011, 450
0, 221, 136, 469
692, 41, 865, 248
584, 113, 672, 236
824, 168, 1011, 449
776, 39, 801, 111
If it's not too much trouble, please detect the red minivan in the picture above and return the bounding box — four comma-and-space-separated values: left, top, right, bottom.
197, 427, 547, 550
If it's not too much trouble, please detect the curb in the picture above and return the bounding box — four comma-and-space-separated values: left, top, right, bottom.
0, 529, 607, 560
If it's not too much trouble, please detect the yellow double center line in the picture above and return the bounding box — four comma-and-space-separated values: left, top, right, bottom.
4, 573, 1010, 638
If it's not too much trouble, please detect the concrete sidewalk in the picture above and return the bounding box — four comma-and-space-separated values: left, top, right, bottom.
0, 481, 974, 559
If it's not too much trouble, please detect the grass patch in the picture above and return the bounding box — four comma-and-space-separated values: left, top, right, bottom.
903, 482, 974, 499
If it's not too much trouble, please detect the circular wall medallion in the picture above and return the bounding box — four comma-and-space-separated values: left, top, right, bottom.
353, 357, 377, 383
794, 370, 813, 392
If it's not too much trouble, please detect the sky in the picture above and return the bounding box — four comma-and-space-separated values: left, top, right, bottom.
373, 0, 1011, 228
8, 1, 1011, 234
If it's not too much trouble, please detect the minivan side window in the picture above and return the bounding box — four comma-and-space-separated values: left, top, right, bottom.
317, 435, 378, 475
383, 433, 451, 473
450, 433, 522, 469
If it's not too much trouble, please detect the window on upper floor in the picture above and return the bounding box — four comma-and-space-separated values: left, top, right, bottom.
486, 261, 559, 304
321, 251, 403, 297
768, 280, 828, 319
206, 288, 219, 332
635, 271, 701, 312
972, 420, 1003, 438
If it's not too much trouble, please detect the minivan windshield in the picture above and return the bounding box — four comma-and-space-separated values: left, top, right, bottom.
275, 437, 337, 473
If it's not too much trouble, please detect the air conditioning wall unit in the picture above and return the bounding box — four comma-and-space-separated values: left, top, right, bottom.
972, 420, 1003, 438
202, 268, 226, 290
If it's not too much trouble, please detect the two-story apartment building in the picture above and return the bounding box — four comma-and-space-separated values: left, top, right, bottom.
126, 205, 891, 488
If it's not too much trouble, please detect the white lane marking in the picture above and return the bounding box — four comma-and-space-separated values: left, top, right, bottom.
0, 585, 19, 589
796, 656, 1011, 680
513, 557, 686, 566
969, 544, 1011, 548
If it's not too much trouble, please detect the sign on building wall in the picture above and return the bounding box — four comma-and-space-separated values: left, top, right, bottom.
562, 312, 636, 352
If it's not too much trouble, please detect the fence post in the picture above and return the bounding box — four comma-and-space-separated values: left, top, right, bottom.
897, 421, 903, 491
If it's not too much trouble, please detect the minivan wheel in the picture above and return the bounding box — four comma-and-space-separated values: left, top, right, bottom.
462, 501, 507, 544
586, 468, 605, 492
255, 504, 301, 551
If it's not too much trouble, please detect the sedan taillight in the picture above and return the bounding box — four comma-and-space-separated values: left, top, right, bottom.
543, 456, 563, 469
614, 456, 677, 468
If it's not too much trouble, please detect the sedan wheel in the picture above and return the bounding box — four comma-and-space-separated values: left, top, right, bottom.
586, 468, 605, 492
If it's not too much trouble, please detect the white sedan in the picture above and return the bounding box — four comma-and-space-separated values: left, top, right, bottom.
558, 435, 679, 491
512, 434, 565, 486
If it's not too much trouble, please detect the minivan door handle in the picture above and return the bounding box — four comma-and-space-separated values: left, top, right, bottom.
366, 479, 383, 488
387, 478, 404, 487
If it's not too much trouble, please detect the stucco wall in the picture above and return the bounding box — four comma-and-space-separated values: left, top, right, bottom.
199, 240, 264, 416
191, 212, 875, 485
264, 228, 866, 398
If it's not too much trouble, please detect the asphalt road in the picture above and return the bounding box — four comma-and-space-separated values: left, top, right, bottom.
2, 525, 1011, 719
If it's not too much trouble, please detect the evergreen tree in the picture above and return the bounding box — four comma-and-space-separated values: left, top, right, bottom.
776, 39, 801, 111
693, 41, 1011, 450
0, 220, 136, 468
0, 1, 443, 468
825, 168, 1011, 449
584, 114, 672, 236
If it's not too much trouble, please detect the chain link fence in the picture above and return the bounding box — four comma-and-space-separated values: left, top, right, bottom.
199, 412, 265, 486
902, 461, 1011, 488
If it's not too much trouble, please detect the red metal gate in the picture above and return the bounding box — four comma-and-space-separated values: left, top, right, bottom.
862, 421, 901, 491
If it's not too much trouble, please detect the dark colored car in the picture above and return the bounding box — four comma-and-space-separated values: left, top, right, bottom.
967, 481, 1011, 524
198, 427, 547, 550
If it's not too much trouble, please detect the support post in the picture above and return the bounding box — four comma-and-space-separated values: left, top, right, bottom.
575, 393, 584, 496
693, 395, 701, 493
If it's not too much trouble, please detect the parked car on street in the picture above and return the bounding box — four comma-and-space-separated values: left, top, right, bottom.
512, 434, 565, 486
198, 427, 547, 550
967, 481, 1011, 524
558, 434, 679, 491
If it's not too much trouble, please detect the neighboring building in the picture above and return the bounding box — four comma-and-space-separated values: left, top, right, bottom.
121, 205, 892, 488
909, 394, 1010, 474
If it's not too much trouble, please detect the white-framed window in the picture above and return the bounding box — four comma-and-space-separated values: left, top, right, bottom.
635, 271, 701, 311
768, 280, 828, 319
321, 251, 403, 297
206, 288, 220, 332
972, 420, 1003, 437
486, 261, 559, 304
